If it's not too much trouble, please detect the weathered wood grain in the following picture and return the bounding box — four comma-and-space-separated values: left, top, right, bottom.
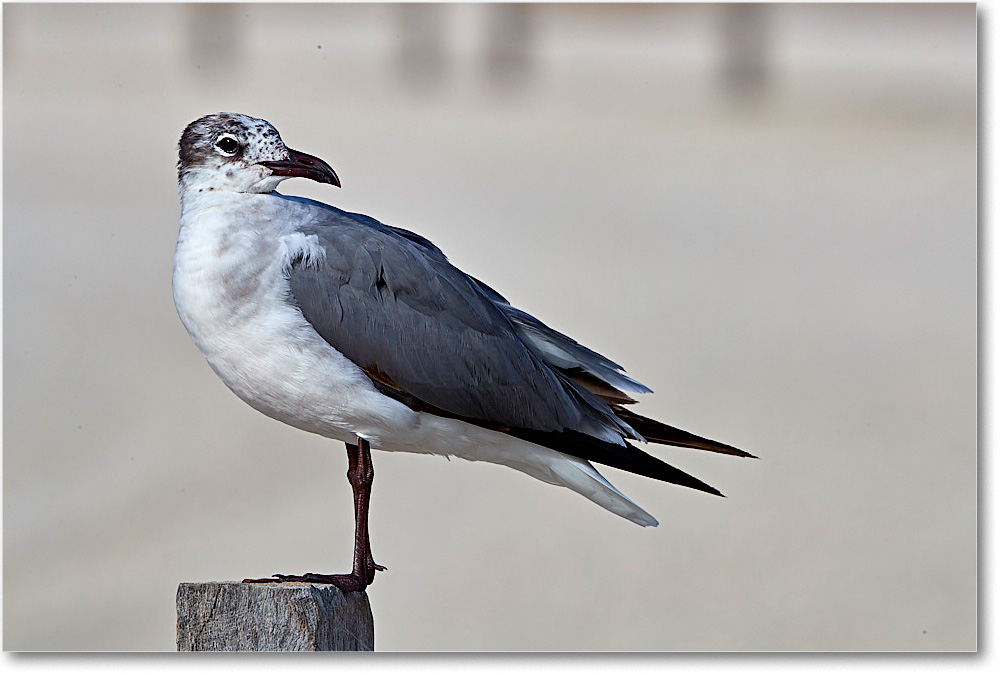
176, 581, 374, 651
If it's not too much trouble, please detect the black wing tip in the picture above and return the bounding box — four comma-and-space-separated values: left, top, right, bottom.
683, 441, 757, 459
725, 446, 758, 459
650, 434, 757, 460
679, 472, 726, 498
612, 409, 757, 459
511, 428, 732, 498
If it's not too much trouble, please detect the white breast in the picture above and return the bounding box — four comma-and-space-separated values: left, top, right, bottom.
172, 191, 418, 445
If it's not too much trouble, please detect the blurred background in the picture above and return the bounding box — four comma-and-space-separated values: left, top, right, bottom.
3, 2, 976, 651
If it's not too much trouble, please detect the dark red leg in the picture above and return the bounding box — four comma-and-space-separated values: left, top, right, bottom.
243, 437, 385, 591
342, 437, 385, 585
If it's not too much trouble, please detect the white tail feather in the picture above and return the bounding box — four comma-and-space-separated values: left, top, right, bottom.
400, 415, 659, 526
544, 452, 659, 527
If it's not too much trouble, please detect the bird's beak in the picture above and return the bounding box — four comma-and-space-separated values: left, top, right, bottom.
262, 148, 341, 187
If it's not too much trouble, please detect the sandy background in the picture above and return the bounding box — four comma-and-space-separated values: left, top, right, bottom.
3, 3, 976, 651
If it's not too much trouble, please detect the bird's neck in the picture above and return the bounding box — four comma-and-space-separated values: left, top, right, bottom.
177, 166, 283, 203
178, 184, 269, 223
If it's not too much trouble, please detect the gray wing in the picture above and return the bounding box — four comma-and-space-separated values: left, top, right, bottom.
472, 280, 652, 401
286, 206, 626, 437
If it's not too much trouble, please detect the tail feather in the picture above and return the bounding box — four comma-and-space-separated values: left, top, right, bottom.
510, 447, 659, 526
548, 456, 660, 527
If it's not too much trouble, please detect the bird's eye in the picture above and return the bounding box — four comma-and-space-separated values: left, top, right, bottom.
214, 135, 240, 156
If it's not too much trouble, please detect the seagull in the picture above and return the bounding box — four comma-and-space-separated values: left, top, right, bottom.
173, 112, 753, 592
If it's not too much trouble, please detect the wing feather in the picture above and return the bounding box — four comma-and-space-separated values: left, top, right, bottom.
281, 200, 752, 490
287, 209, 597, 433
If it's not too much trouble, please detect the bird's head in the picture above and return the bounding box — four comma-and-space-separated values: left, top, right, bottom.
177, 113, 340, 194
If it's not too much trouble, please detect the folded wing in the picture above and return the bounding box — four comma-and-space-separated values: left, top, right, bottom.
285, 202, 750, 495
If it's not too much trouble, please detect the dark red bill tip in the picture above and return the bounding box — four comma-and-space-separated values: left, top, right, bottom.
262, 148, 340, 187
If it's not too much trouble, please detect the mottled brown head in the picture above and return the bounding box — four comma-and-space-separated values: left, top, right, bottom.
177, 113, 340, 194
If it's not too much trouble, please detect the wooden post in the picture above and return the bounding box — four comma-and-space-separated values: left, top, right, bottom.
176, 582, 374, 651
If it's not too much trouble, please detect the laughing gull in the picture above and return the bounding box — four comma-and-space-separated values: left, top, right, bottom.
173, 112, 753, 592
